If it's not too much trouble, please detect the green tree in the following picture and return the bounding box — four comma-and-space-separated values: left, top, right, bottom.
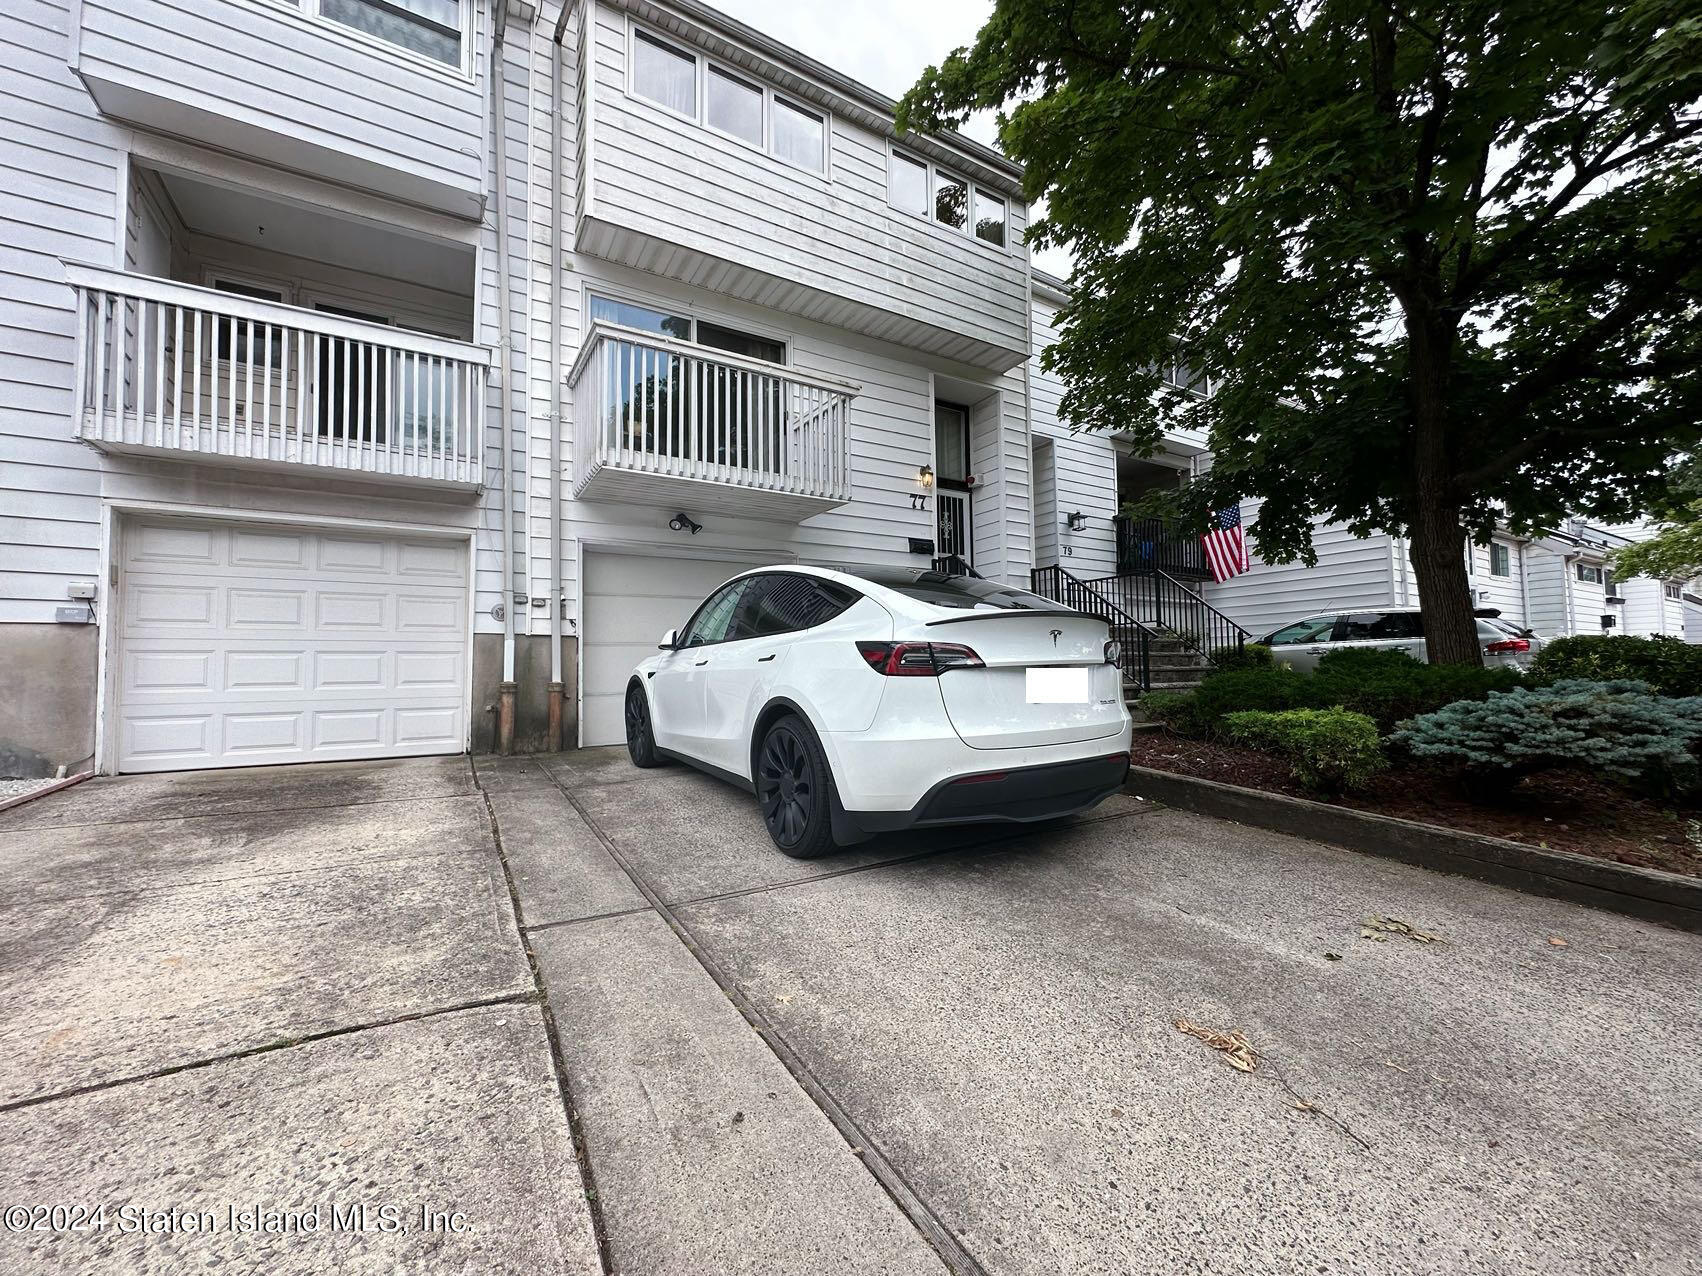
1612, 457, 1702, 580
899, 0, 1702, 664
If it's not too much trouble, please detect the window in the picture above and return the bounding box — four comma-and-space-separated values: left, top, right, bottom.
590, 296, 691, 341
1264, 617, 1337, 646
934, 172, 967, 229
934, 403, 969, 485
1490, 542, 1511, 577
973, 188, 1006, 247
734, 574, 858, 638
706, 66, 763, 145
889, 151, 928, 215
212, 279, 286, 365
633, 30, 696, 116
628, 26, 832, 177
1576, 563, 1604, 584
682, 578, 755, 647
314, 301, 392, 441
1159, 356, 1210, 397
1666, 583, 1683, 600
320, 0, 462, 67
772, 97, 825, 173
1340, 612, 1423, 640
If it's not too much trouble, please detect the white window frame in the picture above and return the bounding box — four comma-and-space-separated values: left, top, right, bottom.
584, 287, 792, 370
1576, 563, 1604, 585
1489, 542, 1511, 577
885, 142, 1015, 256
626, 20, 832, 181
254, 0, 476, 81
1665, 582, 1683, 600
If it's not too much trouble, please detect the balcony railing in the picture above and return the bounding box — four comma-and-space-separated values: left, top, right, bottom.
1115, 516, 1212, 579
67, 265, 489, 491
569, 322, 856, 522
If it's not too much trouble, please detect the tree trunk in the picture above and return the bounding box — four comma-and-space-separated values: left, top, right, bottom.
1407, 312, 1483, 667
1409, 504, 1483, 666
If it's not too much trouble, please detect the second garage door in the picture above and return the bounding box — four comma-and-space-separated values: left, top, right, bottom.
580, 552, 759, 747
117, 518, 469, 772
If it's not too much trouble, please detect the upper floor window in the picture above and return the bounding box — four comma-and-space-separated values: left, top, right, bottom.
889, 147, 1013, 253
1576, 563, 1604, 585
590, 295, 785, 365
1666, 582, 1683, 600
633, 30, 697, 116
628, 25, 830, 177
320, 0, 463, 67
1489, 542, 1511, 577
1159, 356, 1210, 397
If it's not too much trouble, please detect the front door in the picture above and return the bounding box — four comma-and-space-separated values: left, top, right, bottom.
934, 402, 972, 571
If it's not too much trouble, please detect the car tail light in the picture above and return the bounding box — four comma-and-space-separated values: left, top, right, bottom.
1485, 638, 1530, 654
1104, 640, 1121, 665
855, 641, 985, 676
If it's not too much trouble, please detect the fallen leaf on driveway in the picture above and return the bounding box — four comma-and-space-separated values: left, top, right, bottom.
1547, 936, 1569, 948
1174, 1019, 1258, 1072
1362, 914, 1442, 944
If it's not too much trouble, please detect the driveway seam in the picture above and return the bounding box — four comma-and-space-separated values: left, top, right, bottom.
478, 786, 616, 1275
522, 905, 654, 935
542, 770, 991, 1276
0, 790, 484, 832
0, 992, 536, 1116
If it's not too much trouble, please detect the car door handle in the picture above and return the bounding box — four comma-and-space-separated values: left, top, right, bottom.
694, 659, 709, 667
758, 654, 776, 662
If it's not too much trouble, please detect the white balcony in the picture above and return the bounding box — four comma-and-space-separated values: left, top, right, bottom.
569, 323, 856, 522
68, 266, 489, 493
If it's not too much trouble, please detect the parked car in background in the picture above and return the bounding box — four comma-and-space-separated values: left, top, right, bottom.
1259, 610, 1543, 673
624, 566, 1133, 858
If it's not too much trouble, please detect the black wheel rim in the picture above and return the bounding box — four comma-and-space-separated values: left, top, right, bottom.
758, 726, 813, 847
625, 690, 648, 753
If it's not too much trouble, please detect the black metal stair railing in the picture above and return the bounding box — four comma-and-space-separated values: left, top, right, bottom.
1082, 569, 1249, 666
1030, 564, 1155, 691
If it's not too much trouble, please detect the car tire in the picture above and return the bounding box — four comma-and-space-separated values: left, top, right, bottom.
625, 684, 665, 769
755, 713, 839, 859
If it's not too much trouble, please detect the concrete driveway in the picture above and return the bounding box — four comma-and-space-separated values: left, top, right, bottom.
2, 748, 1698, 1275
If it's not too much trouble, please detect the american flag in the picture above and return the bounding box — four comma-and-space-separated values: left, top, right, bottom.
1201, 506, 1251, 583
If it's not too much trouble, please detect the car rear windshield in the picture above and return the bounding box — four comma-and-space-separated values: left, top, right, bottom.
841, 568, 1063, 612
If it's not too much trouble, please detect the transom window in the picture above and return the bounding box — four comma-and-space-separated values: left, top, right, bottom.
629, 25, 830, 176
315, 0, 465, 68
888, 147, 1014, 253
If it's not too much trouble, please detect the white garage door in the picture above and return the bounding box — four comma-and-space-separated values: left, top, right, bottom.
581, 552, 757, 747
117, 518, 469, 772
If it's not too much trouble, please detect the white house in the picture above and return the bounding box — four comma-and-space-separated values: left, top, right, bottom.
0, 0, 1034, 776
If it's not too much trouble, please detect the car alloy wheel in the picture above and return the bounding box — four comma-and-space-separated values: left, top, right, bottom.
757, 722, 815, 849
625, 685, 662, 768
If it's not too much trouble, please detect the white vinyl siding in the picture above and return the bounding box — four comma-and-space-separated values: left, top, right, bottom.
73, 0, 485, 218
579, 3, 1028, 370
1470, 538, 1525, 624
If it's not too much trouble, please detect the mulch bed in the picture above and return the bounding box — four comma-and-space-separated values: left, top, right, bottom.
1130, 732, 1702, 879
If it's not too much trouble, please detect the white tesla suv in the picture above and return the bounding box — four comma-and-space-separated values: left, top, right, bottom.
623, 565, 1133, 857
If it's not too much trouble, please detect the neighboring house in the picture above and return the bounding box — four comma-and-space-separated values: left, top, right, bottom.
0, 0, 1033, 776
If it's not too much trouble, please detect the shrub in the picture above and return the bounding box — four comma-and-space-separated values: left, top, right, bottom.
1312, 647, 1524, 733
1223, 708, 1387, 794
1390, 679, 1702, 796
1530, 634, 1702, 698
1192, 667, 1324, 733
1208, 642, 1273, 672
1141, 690, 1205, 736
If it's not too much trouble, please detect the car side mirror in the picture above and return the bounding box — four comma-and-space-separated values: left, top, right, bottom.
658, 629, 678, 651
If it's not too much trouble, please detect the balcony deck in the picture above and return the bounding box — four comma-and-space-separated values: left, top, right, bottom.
568, 323, 856, 523
67, 266, 488, 494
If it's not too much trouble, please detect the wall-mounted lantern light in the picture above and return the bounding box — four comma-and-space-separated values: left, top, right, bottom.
1066, 510, 1087, 531
917, 464, 935, 490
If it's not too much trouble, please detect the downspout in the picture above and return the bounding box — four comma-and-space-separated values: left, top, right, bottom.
547, 0, 572, 751
1516, 538, 1531, 628
491, 0, 517, 752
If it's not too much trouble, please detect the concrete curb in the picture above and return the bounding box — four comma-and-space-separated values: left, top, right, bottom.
1123, 764, 1702, 933
0, 771, 94, 814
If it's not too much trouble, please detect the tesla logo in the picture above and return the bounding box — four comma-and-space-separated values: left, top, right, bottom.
1050, 629, 1063, 646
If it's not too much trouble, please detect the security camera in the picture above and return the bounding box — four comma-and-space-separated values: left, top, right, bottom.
669, 513, 703, 535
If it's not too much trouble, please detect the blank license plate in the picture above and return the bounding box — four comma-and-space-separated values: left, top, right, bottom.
1026, 666, 1090, 704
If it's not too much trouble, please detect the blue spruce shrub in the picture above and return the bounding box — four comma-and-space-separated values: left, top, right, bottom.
1390, 679, 1702, 796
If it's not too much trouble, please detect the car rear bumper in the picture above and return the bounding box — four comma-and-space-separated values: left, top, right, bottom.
838, 751, 1131, 836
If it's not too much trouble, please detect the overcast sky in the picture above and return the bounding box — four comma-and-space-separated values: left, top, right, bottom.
710, 0, 1074, 278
